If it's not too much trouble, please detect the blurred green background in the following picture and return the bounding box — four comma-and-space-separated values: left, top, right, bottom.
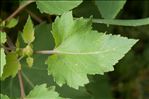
0, 0, 149, 99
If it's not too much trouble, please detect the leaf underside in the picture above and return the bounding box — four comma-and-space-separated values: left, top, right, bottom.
47, 11, 138, 89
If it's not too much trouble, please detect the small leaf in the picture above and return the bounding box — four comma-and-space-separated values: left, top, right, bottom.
26, 57, 34, 68
0, 31, 6, 44
95, 0, 126, 19
0, 94, 9, 99
36, 0, 82, 15
0, 48, 6, 77
26, 84, 65, 99
22, 16, 35, 44
1, 52, 20, 80
47, 11, 138, 89
5, 18, 18, 28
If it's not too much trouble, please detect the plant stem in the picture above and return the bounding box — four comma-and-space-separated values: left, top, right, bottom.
18, 70, 25, 99
22, 72, 35, 88
25, 9, 43, 23
4, 0, 35, 21
92, 18, 149, 26
35, 50, 56, 54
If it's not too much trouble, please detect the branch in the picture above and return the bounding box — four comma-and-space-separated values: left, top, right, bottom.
4, 0, 35, 22
18, 70, 25, 99
25, 9, 43, 23
92, 18, 149, 26
22, 72, 34, 88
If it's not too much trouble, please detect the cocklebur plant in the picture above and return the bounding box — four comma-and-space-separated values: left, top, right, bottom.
0, 0, 149, 99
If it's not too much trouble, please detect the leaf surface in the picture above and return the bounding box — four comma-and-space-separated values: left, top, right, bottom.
26, 84, 64, 99
36, 0, 82, 15
47, 11, 138, 89
1, 52, 20, 80
22, 16, 35, 44
95, 0, 126, 19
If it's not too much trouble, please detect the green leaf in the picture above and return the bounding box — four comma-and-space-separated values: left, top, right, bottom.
47, 11, 138, 89
0, 23, 90, 99
22, 16, 35, 44
26, 84, 64, 99
1, 52, 20, 80
5, 18, 18, 28
0, 48, 6, 77
0, 32, 6, 44
0, 94, 9, 99
95, 0, 126, 19
36, 0, 82, 15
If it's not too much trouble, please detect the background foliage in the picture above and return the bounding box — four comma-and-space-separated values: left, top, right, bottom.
0, 0, 149, 99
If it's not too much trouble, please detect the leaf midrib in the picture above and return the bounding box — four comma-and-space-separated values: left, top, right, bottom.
53, 48, 116, 55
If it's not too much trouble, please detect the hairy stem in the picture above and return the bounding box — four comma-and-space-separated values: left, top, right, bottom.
35, 50, 56, 54
4, 0, 35, 21
18, 70, 25, 99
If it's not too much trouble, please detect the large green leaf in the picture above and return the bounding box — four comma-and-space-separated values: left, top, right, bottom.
1, 23, 96, 99
47, 11, 138, 89
95, 0, 126, 19
26, 84, 64, 99
1, 52, 20, 80
22, 16, 35, 44
36, 0, 82, 15
0, 94, 9, 99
